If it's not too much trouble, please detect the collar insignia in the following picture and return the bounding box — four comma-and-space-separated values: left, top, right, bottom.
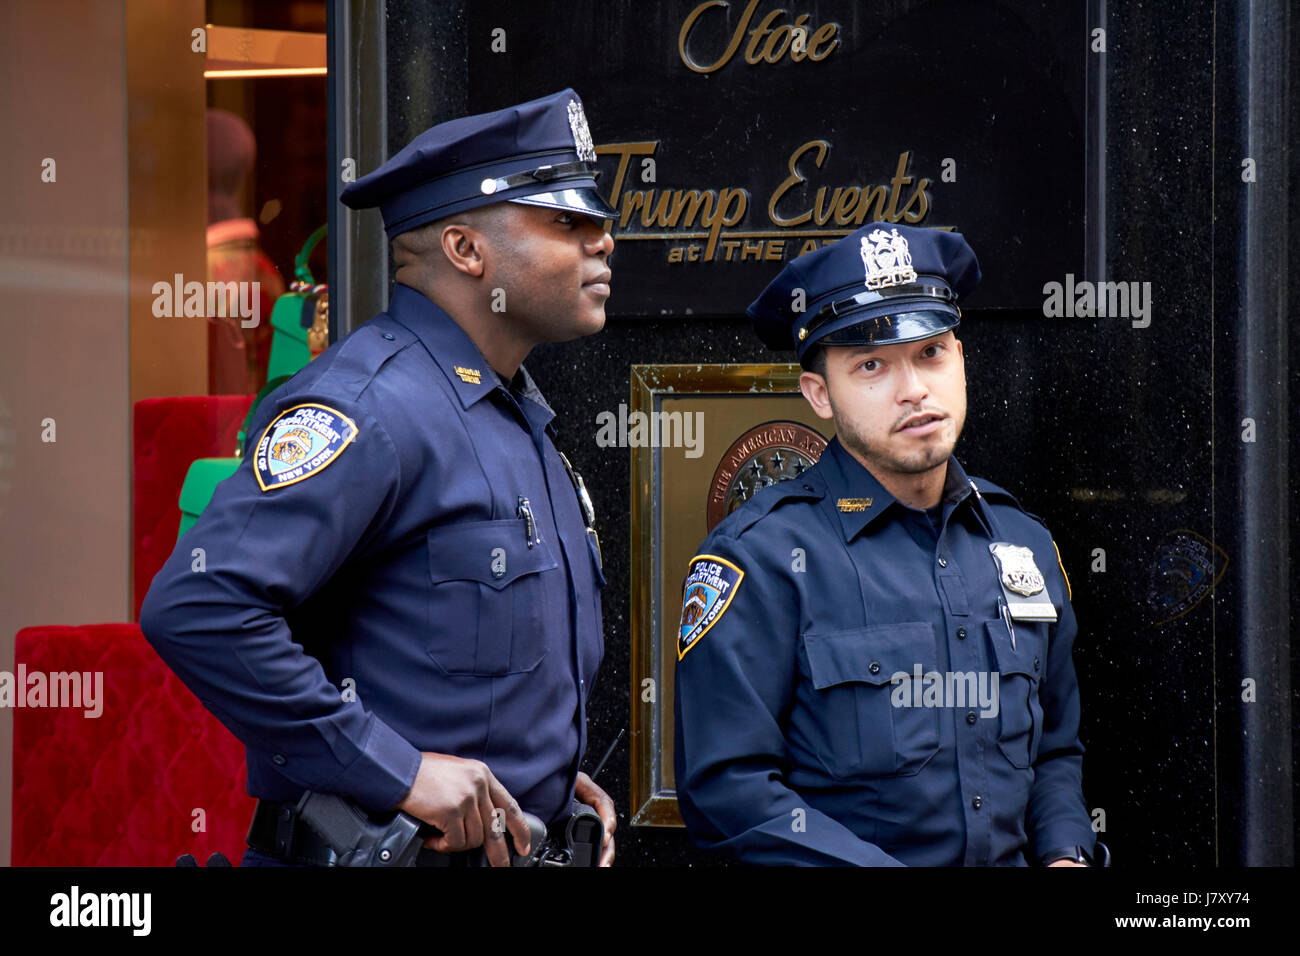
837, 497, 874, 512
454, 365, 482, 385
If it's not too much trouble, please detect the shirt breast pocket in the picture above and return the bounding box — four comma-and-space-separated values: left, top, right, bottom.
426, 519, 558, 676
985, 620, 1045, 769
800, 622, 941, 779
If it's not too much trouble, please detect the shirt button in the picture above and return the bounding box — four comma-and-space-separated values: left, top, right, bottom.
272, 754, 286, 766
1034, 657, 1040, 671
966, 711, 977, 725
971, 795, 982, 810
957, 626, 967, 640
382, 332, 395, 340
868, 661, 881, 674
938, 556, 948, 567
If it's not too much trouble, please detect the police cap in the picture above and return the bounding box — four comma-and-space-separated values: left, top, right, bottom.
339, 89, 617, 239
748, 223, 981, 365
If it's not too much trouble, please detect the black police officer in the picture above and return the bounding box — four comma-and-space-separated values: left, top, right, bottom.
142, 89, 617, 867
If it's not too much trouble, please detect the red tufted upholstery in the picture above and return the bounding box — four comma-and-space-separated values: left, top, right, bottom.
11, 624, 254, 866
132, 395, 253, 621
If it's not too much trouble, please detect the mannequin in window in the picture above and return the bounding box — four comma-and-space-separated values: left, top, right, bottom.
206, 108, 285, 395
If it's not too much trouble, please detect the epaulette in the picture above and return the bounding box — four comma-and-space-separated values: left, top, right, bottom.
312, 315, 416, 402
726, 474, 826, 537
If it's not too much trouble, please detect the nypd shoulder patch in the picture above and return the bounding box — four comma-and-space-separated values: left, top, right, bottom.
254, 403, 358, 491
678, 554, 744, 660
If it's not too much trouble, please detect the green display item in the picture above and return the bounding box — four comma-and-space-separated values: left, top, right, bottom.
177, 457, 241, 538
267, 224, 327, 382
267, 295, 314, 382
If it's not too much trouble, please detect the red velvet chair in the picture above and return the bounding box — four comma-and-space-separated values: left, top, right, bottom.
11, 624, 252, 866
11, 395, 257, 866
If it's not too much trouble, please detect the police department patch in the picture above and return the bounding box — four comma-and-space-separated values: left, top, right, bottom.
254, 403, 358, 491
678, 555, 744, 660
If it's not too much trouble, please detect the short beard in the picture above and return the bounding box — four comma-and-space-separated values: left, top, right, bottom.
827, 391, 957, 477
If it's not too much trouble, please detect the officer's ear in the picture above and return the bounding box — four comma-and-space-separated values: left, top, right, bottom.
438, 221, 486, 278
799, 370, 834, 421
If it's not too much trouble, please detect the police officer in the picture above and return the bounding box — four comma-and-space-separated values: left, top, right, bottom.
141, 89, 616, 867
673, 222, 1106, 866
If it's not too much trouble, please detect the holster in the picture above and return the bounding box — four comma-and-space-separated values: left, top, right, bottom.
294, 791, 426, 866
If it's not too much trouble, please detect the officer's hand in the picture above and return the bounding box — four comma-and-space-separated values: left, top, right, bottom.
395, 752, 531, 867
1046, 860, 1088, 867
574, 771, 616, 867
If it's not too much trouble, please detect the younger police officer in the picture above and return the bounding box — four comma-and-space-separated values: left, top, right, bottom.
673, 223, 1105, 866
142, 90, 616, 867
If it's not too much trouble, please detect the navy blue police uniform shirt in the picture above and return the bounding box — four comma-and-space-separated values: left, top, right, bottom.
140, 282, 605, 825
673, 436, 1094, 865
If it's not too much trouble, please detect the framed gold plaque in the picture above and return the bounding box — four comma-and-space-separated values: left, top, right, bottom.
628, 363, 835, 827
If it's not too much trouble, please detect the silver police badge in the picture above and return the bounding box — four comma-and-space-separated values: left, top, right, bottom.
567, 99, 596, 163
989, 543, 1046, 596
989, 542, 1057, 622
860, 227, 918, 290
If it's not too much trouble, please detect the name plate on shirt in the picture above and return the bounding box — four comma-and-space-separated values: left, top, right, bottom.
989, 543, 1058, 622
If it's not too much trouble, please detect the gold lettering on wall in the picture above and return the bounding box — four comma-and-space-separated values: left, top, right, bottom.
679, 0, 839, 73
597, 140, 935, 265
771, 143, 929, 227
